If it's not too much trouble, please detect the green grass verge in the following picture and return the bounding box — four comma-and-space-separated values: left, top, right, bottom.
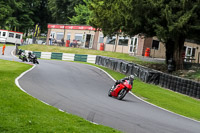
185, 70, 200, 81
0, 59, 120, 133
78, 62, 200, 121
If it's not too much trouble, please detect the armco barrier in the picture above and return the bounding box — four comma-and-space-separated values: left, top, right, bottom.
95, 55, 200, 99
51, 52, 63, 60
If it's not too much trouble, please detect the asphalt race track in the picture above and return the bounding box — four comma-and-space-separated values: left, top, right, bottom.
1, 46, 200, 133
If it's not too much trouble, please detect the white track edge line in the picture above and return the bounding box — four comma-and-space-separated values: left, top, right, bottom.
14, 64, 72, 114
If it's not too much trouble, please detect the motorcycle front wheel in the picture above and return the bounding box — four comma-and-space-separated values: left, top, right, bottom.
117, 89, 127, 100
108, 88, 112, 97
22, 57, 26, 62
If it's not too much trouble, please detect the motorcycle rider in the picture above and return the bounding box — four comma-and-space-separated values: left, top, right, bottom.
28, 52, 32, 62
18, 49, 23, 55
114, 75, 135, 87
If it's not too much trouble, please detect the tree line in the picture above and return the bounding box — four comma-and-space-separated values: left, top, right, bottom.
0, 0, 84, 34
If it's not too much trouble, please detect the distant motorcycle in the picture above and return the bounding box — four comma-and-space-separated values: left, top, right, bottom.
108, 80, 133, 100
18, 49, 28, 62
28, 52, 39, 64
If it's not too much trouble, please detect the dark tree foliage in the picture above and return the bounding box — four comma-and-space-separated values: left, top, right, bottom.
69, 0, 90, 25
0, 0, 85, 34
0, 1, 13, 27
88, 0, 124, 37
48, 0, 84, 24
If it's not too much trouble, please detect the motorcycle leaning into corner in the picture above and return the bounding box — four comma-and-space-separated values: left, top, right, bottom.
108, 75, 135, 100
18, 49, 28, 62
28, 52, 39, 64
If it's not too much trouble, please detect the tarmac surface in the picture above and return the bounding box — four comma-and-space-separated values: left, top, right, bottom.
1, 46, 200, 133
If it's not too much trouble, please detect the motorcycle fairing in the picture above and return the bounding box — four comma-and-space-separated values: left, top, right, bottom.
111, 83, 125, 97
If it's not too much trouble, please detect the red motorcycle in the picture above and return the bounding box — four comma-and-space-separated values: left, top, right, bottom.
108, 80, 133, 100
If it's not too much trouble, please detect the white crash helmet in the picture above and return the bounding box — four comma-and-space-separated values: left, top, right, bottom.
129, 75, 135, 80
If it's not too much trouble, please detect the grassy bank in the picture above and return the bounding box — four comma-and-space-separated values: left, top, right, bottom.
0, 59, 120, 133
80, 62, 200, 121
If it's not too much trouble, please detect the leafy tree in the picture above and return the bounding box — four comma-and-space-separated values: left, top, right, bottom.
69, 0, 91, 25
48, 0, 84, 24
0, 0, 86, 34
28, 0, 52, 33
88, 0, 124, 36
0, 0, 52, 34
88, 0, 126, 52
0, 1, 12, 28
0, 0, 34, 33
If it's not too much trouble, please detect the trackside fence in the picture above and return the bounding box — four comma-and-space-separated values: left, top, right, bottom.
95, 56, 200, 99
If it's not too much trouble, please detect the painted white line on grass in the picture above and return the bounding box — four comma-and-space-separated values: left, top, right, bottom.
11, 48, 73, 115
15, 65, 99, 125
129, 91, 200, 123
14, 65, 60, 109
89, 65, 116, 82
15, 65, 36, 93
89, 64, 200, 124
12, 48, 53, 107
14, 59, 99, 126
11, 49, 16, 57
12, 48, 98, 125
14, 64, 69, 112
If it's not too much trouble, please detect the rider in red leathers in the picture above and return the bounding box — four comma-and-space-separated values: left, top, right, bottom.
114, 75, 134, 87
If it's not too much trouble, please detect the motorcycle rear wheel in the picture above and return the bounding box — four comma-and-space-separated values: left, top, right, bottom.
22, 57, 26, 62
117, 89, 127, 100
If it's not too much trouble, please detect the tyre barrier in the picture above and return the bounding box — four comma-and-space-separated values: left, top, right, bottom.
95, 55, 200, 99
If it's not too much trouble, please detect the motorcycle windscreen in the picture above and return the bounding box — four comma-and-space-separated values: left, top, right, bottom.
124, 80, 132, 90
